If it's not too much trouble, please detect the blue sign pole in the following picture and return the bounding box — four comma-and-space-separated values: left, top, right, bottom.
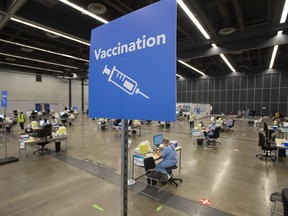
0, 90, 18, 165
88, 1, 177, 215
1, 90, 7, 108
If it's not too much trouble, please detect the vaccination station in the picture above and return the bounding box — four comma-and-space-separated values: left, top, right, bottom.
1, 0, 288, 216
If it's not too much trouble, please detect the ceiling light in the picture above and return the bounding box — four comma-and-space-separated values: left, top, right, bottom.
5, 57, 16, 62
178, 60, 205, 75
0, 52, 79, 69
0, 39, 89, 62
220, 54, 236, 72
45, 32, 61, 38
280, 0, 288, 23
10, 17, 90, 46
269, 45, 279, 69
211, 43, 217, 48
21, 47, 34, 52
277, 30, 283, 35
87, 3, 107, 15
0, 61, 64, 73
58, 0, 108, 24
218, 27, 236, 35
177, 0, 210, 39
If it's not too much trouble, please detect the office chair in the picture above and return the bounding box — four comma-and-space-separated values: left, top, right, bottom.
263, 122, 274, 139
142, 157, 169, 199
270, 191, 283, 216
207, 127, 221, 145
255, 132, 276, 161
33, 125, 52, 155
34, 140, 50, 155
282, 188, 288, 216
143, 157, 168, 185
165, 165, 183, 187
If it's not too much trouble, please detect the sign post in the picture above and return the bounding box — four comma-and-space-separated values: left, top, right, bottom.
89, 1, 177, 215
0, 90, 19, 165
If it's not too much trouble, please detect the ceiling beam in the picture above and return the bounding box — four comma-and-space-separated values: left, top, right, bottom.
0, 0, 26, 31
232, 0, 244, 32
178, 34, 288, 60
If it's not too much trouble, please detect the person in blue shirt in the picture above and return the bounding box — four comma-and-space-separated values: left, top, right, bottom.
204, 123, 216, 139
155, 138, 177, 177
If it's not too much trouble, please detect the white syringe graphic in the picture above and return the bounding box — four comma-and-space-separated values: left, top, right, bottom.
102, 65, 150, 99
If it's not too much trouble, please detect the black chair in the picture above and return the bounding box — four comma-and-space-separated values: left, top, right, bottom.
264, 122, 274, 139
142, 157, 169, 199
34, 140, 50, 155
207, 127, 221, 145
33, 125, 52, 155
143, 157, 168, 185
165, 165, 183, 187
255, 132, 277, 161
270, 191, 283, 216
282, 188, 288, 216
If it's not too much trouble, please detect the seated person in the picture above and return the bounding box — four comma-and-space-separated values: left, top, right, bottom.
113, 119, 121, 127
41, 118, 50, 128
223, 117, 234, 131
155, 138, 178, 178
203, 122, 216, 139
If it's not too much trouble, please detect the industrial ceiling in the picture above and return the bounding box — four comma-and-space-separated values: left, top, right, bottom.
0, 0, 287, 80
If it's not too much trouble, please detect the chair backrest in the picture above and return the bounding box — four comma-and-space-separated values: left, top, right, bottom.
231, 119, 235, 127
214, 127, 220, 138
258, 132, 265, 147
282, 188, 288, 216
263, 122, 269, 137
143, 157, 156, 172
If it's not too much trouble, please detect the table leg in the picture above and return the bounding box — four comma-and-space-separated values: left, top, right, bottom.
276, 148, 279, 167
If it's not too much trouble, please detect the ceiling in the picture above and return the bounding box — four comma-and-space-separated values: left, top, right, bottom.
0, 0, 287, 80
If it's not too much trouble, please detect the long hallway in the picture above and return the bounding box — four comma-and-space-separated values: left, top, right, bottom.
0, 115, 287, 216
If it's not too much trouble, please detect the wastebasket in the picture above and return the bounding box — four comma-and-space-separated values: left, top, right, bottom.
55, 142, 61, 152
197, 139, 203, 145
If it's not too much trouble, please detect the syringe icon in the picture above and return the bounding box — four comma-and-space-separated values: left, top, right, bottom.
102, 65, 150, 99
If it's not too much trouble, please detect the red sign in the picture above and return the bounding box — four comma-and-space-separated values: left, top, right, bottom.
199, 198, 212, 206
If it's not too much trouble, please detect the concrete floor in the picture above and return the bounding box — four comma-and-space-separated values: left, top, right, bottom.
0, 115, 287, 216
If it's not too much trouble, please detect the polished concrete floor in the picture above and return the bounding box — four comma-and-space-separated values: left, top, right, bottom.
0, 115, 287, 216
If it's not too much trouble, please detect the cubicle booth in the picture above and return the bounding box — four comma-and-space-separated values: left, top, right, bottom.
176, 103, 210, 120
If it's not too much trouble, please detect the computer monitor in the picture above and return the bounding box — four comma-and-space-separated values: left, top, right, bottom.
283, 122, 288, 127
153, 134, 163, 147
39, 120, 49, 126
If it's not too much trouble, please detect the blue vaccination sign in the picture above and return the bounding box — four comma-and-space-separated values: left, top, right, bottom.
1, 90, 7, 108
89, 0, 176, 121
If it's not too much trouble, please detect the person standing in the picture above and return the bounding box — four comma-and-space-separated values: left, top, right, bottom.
18, 111, 25, 130
189, 111, 195, 130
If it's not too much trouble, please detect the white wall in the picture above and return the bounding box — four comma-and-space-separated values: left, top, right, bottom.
0, 70, 88, 114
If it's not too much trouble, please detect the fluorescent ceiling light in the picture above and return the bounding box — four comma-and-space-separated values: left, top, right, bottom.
0, 52, 79, 69
0, 61, 64, 73
178, 60, 205, 75
177, 0, 210, 39
220, 54, 236, 72
280, 0, 288, 23
58, 0, 108, 24
212, 44, 236, 72
0, 39, 89, 62
269, 45, 279, 69
277, 31, 283, 35
10, 17, 90, 46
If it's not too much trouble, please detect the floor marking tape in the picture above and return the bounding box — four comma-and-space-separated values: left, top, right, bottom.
156, 205, 163, 211
93, 204, 104, 211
